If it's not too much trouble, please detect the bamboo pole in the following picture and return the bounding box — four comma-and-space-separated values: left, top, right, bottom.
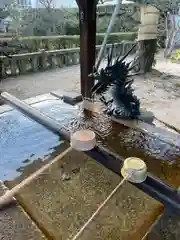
0, 147, 72, 210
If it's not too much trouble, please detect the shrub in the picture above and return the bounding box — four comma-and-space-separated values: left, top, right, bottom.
171, 49, 180, 63
7, 32, 137, 52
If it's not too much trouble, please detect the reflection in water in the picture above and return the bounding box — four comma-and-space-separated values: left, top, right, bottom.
114, 129, 179, 163
0, 99, 179, 187
68, 111, 112, 140
0, 100, 68, 181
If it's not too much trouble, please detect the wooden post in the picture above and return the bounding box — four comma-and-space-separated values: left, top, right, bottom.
76, 0, 97, 98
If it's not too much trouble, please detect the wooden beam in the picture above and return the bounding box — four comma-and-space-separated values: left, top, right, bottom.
76, 0, 97, 98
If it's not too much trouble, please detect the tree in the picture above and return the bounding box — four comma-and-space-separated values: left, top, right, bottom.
4, 0, 24, 37
4, 0, 35, 37
34, 0, 57, 35
32, 0, 71, 35
62, 8, 79, 35
37, 0, 55, 8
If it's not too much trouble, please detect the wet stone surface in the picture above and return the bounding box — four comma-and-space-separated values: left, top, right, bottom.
1, 98, 179, 186
0, 181, 46, 240
0, 97, 179, 239
0, 97, 180, 187
144, 210, 180, 240
6, 150, 162, 240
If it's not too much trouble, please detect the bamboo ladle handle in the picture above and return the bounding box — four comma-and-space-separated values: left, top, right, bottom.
0, 147, 72, 209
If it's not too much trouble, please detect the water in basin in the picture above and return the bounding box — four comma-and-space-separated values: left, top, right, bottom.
0, 99, 179, 187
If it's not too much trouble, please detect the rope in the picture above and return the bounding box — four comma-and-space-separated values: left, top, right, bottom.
0, 147, 72, 209
71, 175, 129, 240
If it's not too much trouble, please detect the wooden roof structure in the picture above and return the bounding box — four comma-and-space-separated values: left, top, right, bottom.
76, 0, 97, 98
75, 0, 137, 98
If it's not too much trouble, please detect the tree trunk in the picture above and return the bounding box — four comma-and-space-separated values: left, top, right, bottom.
132, 39, 157, 73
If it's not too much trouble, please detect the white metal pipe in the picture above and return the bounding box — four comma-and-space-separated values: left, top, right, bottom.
95, 0, 122, 70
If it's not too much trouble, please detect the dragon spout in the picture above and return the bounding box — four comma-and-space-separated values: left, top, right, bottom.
90, 44, 141, 119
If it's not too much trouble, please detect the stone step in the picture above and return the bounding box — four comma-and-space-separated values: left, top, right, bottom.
6, 149, 163, 240
0, 181, 47, 240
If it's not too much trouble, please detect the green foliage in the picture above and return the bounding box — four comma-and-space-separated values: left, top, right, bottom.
5, 3, 79, 36
97, 16, 111, 33
175, 82, 180, 87
175, 50, 180, 60
96, 32, 137, 45
171, 49, 180, 63
23, 8, 68, 36
5, 1, 138, 37
6, 32, 136, 52
62, 8, 79, 35
4, 1, 138, 45
5, 0, 27, 37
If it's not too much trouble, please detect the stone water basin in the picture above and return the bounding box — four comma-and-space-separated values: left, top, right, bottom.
0, 95, 179, 239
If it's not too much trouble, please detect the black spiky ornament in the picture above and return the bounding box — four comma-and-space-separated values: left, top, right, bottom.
90, 44, 140, 119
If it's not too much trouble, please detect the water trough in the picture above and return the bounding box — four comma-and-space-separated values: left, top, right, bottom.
1, 91, 180, 215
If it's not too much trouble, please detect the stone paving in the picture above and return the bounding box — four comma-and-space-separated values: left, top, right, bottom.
0, 51, 179, 100
0, 66, 81, 100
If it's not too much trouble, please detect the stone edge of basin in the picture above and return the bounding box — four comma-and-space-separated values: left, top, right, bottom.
50, 89, 82, 105
1, 91, 179, 147
0, 181, 47, 240
0, 93, 58, 114
143, 188, 180, 239
79, 99, 180, 147
142, 209, 180, 240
